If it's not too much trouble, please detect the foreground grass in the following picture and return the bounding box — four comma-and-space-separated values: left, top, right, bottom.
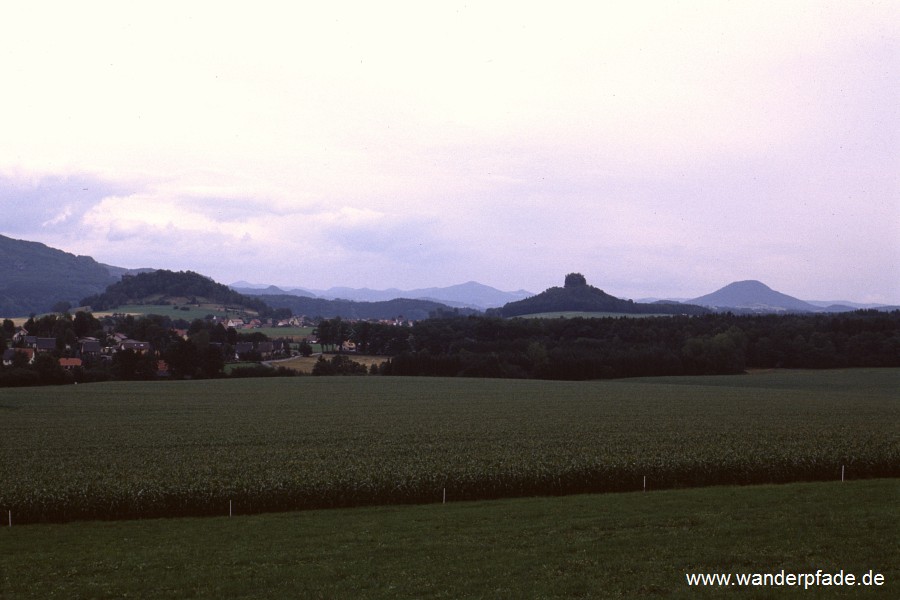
2, 480, 897, 599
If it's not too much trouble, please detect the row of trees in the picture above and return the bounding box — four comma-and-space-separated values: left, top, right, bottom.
4, 309, 898, 385
313, 317, 412, 355
377, 311, 900, 380
305, 311, 900, 380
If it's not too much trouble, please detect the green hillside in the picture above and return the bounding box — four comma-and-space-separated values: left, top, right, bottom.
0, 234, 117, 317
80, 269, 271, 314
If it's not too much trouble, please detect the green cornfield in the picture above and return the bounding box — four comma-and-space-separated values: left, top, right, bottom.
1, 369, 897, 524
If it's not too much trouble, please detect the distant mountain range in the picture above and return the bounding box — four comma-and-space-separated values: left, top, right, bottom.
229, 281, 533, 310
253, 294, 480, 321
1, 234, 897, 318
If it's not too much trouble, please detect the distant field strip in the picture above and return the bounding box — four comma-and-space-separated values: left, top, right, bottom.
275, 354, 387, 373
516, 311, 669, 319
1, 369, 897, 524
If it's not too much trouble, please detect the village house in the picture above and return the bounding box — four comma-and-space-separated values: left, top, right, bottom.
234, 342, 254, 360
276, 317, 304, 327
79, 338, 102, 357
2, 347, 35, 366
119, 340, 151, 354
58, 358, 83, 370
24, 337, 58, 353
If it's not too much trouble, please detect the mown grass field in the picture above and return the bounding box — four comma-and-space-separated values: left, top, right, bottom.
251, 325, 315, 339
274, 353, 388, 373
2, 480, 897, 599
1, 369, 896, 525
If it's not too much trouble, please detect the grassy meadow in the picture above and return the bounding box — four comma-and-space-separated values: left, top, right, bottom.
95, 303, 245, 320
1, 369, 897, 524
2, 480, 897, 599
274, 353, 388, 373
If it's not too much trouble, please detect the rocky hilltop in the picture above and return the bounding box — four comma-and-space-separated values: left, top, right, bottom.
494, 273, 707, 317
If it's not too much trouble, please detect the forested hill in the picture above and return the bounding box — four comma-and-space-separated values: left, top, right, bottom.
73, 267, 475, 321
493, 273, 708, 317
80, 269, 270, 313
0, 234, 117, 316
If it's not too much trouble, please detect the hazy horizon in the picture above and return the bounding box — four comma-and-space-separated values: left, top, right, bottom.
2, 2, 897, 303
222, 275, 890, 305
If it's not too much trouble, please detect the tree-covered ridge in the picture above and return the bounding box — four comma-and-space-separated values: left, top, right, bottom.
494, 273, 708, 317
80, 269, 271, 313
0, 234, 117, 316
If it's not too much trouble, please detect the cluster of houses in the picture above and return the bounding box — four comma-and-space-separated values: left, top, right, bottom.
2, 312, 409, 371
222, 316, 306, 329
2, 330, 154, 370
234, 340, 292, 360
2, 327, 293, 370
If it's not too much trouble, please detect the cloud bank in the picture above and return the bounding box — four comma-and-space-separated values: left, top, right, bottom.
1, 1, 897, 302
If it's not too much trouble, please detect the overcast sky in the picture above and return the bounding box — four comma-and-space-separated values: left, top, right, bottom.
1, 1, 897, 302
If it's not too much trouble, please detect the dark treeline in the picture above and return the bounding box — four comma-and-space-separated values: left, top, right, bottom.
5, 310, 899, 386
376, 311, 900, 380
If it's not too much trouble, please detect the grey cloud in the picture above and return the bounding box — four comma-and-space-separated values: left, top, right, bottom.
186, 196, 324, 222
0, 173, 128, 234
